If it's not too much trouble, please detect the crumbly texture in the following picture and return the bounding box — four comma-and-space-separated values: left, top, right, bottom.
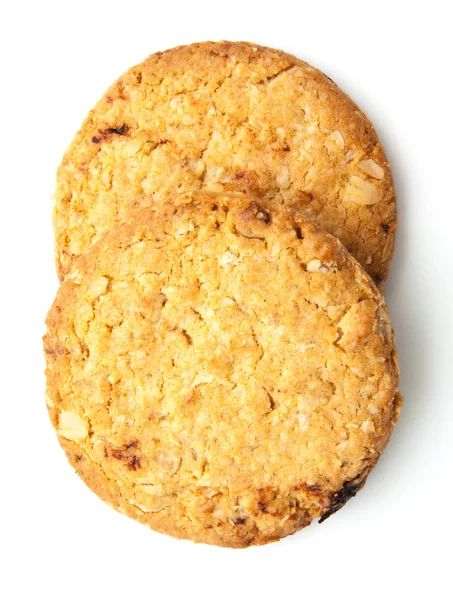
54, 41, 396, 283
45, 191, 401, 548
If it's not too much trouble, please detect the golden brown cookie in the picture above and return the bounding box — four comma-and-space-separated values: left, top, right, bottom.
54, 41, 396, 283
44, 191, 401, 547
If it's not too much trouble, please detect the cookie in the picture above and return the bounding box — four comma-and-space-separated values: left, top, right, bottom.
44, 191, 401, 547
54, 41, 396, 283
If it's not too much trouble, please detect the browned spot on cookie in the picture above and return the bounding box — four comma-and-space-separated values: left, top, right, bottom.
104, 124, 128, 136
181, 329, 193, 346
295, 226, 303, 240
295, 191, 314, 205
258, 502, 268, 513
318, 476, 368, 523
92, 124, 129, 144
79, 341, 90, 358
106, 440, 142, 471
128, 455, 141, 470
234, 516, 247, 525
306, 483, 321, 493
74, 454, 83, 462
44, 343, 69, 356
232, 171, 263, 194
240, 201, 271, 224
116, 83, 127, 101
212, 41, 237, 57
294, 482, 322, 494
382, 218, 397, 235
250, 487, 281, 516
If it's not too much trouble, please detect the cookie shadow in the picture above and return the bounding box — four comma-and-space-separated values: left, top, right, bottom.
358, 123, 427, 508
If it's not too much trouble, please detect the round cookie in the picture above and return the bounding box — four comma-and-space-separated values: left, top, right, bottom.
45, 191, 401, 547
54, 41, 396, 283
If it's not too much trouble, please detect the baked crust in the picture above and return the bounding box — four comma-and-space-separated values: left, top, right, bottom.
45, 191, 401, 547
54, 41, 396, 282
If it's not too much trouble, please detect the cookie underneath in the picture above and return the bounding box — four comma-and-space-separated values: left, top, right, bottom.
44, 191, 401, 547
54, 41, 396, 282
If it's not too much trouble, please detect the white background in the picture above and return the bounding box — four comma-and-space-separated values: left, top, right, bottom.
1, 1, 452, 598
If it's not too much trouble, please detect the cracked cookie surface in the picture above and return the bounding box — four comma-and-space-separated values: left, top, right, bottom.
45, 191, 401, 547
54, 41, 396, 282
